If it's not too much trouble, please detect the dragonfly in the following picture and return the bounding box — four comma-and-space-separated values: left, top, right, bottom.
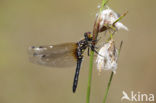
28, 32, 96, 93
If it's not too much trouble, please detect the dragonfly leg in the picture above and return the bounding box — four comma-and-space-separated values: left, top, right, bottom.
87, 47, 90, 56
88, 45, 104, 57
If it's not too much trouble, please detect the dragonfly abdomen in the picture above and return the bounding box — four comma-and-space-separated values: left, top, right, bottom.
73, 58, 82, 93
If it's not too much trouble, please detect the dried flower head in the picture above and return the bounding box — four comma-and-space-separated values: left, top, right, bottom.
96, 7, 128, 32
96, 39, 118, 73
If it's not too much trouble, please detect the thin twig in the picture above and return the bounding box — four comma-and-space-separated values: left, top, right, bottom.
86, 0, 109, 103
86, 51, 94, 103
113, 11, 128, 26
103, 38, 123, 103
103, 71, 114, 103
100, 0, 109, 12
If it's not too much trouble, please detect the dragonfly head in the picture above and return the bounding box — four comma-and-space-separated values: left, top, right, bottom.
84, 32, 92, 42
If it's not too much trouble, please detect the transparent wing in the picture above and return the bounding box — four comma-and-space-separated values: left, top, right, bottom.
28, 42, 77, 67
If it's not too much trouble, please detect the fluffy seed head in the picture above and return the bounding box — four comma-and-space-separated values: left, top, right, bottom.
96, 40, 118, 73
96, 7, 128, 32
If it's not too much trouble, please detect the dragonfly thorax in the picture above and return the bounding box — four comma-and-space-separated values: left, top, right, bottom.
76, 32, 93, 59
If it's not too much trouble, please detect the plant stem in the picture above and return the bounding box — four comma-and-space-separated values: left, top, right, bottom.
103, 36, 123, 103
102, 33, 114, 103
86, 51, 94, 103
113, 11, 128, 26
86, 0, 110, 103
100, 0, 109, 12
103, 72, 114, 103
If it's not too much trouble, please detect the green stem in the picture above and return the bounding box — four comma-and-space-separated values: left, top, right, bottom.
103, 37, 123, 103
86, 0, 110, 103
102, 33, 114, 103
100, 0, 109, 12
113, 11, 128, 26
103, 72, 114, 103
86, 51, 94, 103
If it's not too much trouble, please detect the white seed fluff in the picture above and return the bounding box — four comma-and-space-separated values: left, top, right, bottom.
96, 40, 118, 73
97, 8, 128, 31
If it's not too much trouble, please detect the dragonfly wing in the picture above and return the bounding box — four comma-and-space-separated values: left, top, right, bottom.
28, 42, 77, 67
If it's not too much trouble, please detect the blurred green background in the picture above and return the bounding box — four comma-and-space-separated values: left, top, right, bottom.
0, 0, 156, 103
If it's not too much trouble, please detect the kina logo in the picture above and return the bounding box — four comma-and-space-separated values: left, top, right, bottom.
121, 91, 155, 102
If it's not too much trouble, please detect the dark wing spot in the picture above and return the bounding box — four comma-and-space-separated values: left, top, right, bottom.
32, 46, 35, 49
39, 46, 43, 48
41, 55, 46, 58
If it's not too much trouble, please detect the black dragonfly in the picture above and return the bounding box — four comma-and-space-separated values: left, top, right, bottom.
28, 32, 96, 93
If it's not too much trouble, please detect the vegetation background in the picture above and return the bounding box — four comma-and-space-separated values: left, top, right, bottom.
0, 0, 155, 103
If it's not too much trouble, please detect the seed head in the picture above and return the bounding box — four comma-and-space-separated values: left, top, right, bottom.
96, 7, 128, 32
96, 40, 118, 73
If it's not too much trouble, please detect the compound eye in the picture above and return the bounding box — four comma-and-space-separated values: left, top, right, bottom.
87, 33, 92, 40
84, 32, 87, 37
84, 32, 91, 37
88, 33, 92, 38
84, 32, 92, 41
